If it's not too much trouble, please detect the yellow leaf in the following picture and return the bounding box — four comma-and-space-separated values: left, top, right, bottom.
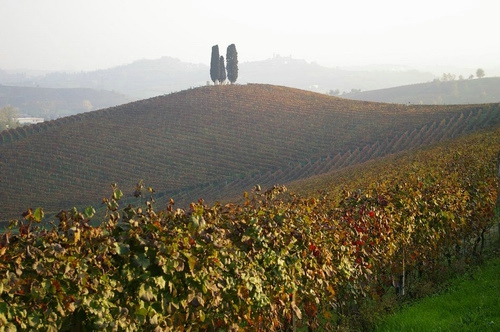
291, 302, 302, 320
199, 310, 205, 322
188, 256, 197, 272
327, 284, 336, 297
67, 227, 80, 244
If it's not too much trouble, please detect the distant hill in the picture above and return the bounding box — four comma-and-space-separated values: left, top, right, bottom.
0, 85, 129, 119
1, 84, 499, 221
343, 77, 500, 104
1, 57, 209, 100
10, 57, 209, 100
241, 56, 435, 94
1, 56, 436, 100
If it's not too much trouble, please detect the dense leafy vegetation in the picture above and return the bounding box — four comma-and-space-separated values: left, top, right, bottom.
1, 84, 499, 222
1, 125, 498, 330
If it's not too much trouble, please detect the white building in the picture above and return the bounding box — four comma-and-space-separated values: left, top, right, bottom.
16, 117, 45, 125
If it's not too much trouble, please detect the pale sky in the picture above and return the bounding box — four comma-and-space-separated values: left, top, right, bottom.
1, 0, 499, 71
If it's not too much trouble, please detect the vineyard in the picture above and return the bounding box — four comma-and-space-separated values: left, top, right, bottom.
173, 103, 500, 205
344, 76, 500, 105
0, 125, 498, 330
1, 84, 500, 221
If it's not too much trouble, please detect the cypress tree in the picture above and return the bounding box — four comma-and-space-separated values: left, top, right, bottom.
226, 44, 238, 84
219, 56, 226, 84
210, 45, 220, 84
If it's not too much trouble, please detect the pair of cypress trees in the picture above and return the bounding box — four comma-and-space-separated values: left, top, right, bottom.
210, 44, 238, 84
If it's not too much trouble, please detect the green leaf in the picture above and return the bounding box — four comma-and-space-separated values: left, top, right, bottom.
27, 314, 41, 327
3, 322, 17, 332
138, 284, 156, 302
113, 189, 124, 201
114, 243, 130, 255
154, 276, 166, 290
33, 207, 44, 222
84, 206, 96, 219
33, 261, 45, 274
134, 253, 150, 269
46, 325, 58, 332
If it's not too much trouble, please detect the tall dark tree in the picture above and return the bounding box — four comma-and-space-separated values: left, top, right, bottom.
210, 45, 220, 84
219, 56, 226, 84
226, 44, 238, 84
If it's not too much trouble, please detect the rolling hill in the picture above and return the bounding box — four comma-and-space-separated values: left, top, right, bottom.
343, 77, 500, 104
0, 85, 129, 119
2, 56, 435, 99
238, 56, 434, 94
1, 84, 500, 221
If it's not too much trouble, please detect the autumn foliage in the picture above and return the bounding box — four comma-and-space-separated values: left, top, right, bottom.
0, 125, 498, 330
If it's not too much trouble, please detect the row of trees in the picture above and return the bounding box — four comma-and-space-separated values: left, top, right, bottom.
439, 68, 486, 82
210, 44, 238, 85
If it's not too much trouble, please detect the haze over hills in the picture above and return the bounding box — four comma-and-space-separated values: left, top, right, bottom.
1, 84, 499, 221
0, 85, 129, 120
4, 56, 498, 117
1, 56, 437, 100
343, 77, 500, 105
240, 57, 438, 94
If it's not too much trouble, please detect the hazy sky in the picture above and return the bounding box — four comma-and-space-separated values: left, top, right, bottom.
1, 0, 499, 72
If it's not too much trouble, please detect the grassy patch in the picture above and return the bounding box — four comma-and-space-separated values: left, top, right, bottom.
376, 254, 500, 332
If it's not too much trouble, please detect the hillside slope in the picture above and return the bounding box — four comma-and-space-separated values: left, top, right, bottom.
343, 77, 500, 104
1, 84, 499, 221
